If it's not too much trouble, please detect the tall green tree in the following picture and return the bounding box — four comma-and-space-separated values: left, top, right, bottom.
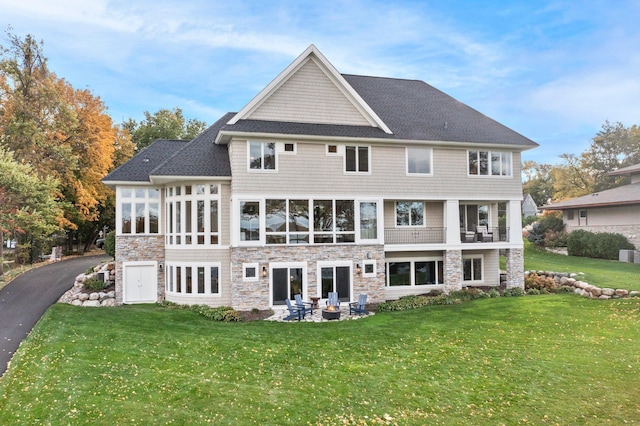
0, 149, 62, 272
123, 107, 207, 150
522, 160, 554, 206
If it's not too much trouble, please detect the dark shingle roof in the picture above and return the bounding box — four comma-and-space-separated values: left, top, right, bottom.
218, 75, 538, 148
152, 113, 232, 178
343, 74, 537, 146
102, 139, 188, 183
102, 113, 233, 184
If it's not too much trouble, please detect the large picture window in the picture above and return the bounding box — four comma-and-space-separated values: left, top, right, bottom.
166, 184, 220, 246
387, 259, 443, 286
119, 187, 160, 235
239, 198, 375, 245
468, 150, 511, 176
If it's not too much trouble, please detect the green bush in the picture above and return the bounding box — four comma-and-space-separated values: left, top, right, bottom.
450, 288, 489, 301
104, 231, 116, 258
162, 302, 240, 322
376, 294, 464, 312
503, 287, 526, 297
527, 212, 565, 247
567, 230, 634, 260
84, 277, 106, 291
487, 288, 501, 298
556, 285, 574, 294
527, 288, 541, 295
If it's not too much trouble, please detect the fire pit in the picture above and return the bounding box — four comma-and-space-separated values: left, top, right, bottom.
322, 305, 341, 320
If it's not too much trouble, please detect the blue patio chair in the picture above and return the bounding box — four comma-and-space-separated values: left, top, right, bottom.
294, 294, 314, 315
349, 294, 369, 315
326, 291, 340, 308
284, 298, 304, 321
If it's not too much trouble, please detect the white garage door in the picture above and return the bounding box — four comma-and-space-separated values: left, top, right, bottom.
123, 263, 157, 304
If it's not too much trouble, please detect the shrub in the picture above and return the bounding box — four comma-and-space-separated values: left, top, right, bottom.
104, 231, 116, 258
503, 287, 526, 297
84, 277, 106, 291
162, 302, 240, 322
487, 288, 500, 298
524, 273, 557, 292
450, 288, 489, 301
567, 230, 634, 259
527, 212, 565, 247
544, 229, 568, 248
527, 288, 541, 295
556, 285, 574, 294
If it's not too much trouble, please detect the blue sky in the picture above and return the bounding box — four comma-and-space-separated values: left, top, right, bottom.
1, 0, 639, 164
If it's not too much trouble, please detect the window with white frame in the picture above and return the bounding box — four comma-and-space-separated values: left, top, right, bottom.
238, 198, 375, 246
345, 145, 369, 172
243, 263, 259, 281
166, 184, 219, 246
359, 201, 378, 240
468, 150, 511, 176
406, 146, 432, 174
248, 141, 276, 171
119, 187, 160, 235
362, 259, 376, 277
462, 256, 483, 282
166, 263, 220, 295
396, 201, 424, 227
386, 259, 444, 286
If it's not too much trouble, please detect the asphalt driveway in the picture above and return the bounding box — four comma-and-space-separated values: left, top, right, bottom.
0, 254, 110, 377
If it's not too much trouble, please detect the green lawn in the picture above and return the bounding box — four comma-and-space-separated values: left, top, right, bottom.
1, 298, 639, 425
523, 241, 640, 291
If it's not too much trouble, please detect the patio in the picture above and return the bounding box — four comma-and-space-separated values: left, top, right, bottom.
265, 304, 374, 322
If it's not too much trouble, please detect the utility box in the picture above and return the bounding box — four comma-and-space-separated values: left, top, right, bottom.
634, 251, 640, 264
619, 250, 634, 262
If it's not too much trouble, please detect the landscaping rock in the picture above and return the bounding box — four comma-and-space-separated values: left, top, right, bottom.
89, 292, 100, 301
615, 289, 629, 297
101, 298, 116, 307
78, 293, 89, 302
71, 299, 83, 306
83, 300, 100, 307
602, 288, 615, 296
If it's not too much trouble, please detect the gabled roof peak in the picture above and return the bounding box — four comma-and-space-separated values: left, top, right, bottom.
227, 44, 393, 134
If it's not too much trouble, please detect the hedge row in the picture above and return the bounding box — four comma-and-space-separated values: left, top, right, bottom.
567, 229, 634, 260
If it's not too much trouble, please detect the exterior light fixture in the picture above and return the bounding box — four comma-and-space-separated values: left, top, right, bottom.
356, 263, 362, 275
262, 266, 267, 277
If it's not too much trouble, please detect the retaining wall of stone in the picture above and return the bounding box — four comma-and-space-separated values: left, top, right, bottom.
525, 270, 640, 299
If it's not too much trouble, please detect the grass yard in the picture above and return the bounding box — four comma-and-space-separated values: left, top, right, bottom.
523, 241, 640, 291
1, 297, 639, 425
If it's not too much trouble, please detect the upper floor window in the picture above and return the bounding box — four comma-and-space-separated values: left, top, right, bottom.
468, 150, 511, 176
119, 187, 160, 235
166, 184, 219, 246
396, 201, 424, 227
406, 147, 432, 175
248, 141, 276, 171
345, 145, 369, 173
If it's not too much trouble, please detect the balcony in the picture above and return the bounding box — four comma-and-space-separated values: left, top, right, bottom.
384, 227, 445, 245
461, 227, 509, 243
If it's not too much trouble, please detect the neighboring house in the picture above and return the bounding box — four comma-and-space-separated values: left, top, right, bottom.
543, 163, 640, 249
102, 45, 538, 310
522, 194, 539, 218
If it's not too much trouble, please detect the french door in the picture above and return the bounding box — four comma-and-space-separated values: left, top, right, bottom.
320, 265, 351, 302
272, 266, 304, 306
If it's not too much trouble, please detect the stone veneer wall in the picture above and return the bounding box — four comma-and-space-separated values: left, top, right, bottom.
230, 244, 385, 311
115, 235, 165, 305
505, 247, 525, 289
566, 224, 640, 249
443, 249, 462, 293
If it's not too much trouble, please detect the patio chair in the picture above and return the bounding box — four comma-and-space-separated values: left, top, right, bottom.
326, 291, 340, 308
349, 294, 369, 315
476, 225, 494, 242
294, 294, 314, 315
284, 298, 304, 321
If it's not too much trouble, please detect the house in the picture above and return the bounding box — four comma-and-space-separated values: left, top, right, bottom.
102, 45, 538, 310
522, 194, 538, 218
543, 163, 640, 249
